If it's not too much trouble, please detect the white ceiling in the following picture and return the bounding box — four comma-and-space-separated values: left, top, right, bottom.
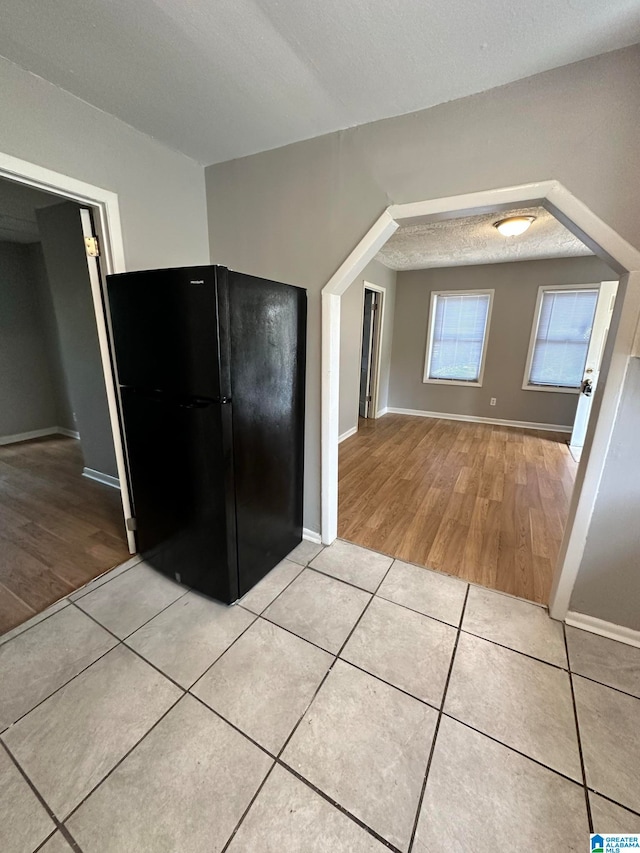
0, 0, 639, 164
0, 178, 64, 243
375, 207, 593, 270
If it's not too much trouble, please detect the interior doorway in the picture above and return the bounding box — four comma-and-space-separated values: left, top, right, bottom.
359, 284, 384, 419
323, 181, 640, 619
0, 158, 134, 636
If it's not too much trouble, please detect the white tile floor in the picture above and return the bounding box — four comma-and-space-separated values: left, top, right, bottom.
1, 540, 639, 852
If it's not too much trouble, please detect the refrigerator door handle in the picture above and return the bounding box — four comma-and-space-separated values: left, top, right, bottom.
178, 399, 214, 409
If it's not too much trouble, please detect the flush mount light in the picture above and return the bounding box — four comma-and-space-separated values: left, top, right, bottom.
493, 215, 536, 236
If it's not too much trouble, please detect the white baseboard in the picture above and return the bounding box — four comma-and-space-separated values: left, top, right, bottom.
82, 467, 120, 490
565, 611, 640, 649
338, 425, 358, 444
386, 407, 573, 433
58, 427, 80, 439
0, 427, 59, 445
0, 426, 81, 446
302, 527, 322, 544
376, 407, 388, 417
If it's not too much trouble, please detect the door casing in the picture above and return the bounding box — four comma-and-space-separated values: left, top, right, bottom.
0, 151, 135, 552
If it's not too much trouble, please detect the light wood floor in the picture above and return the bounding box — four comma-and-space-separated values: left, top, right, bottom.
339, 415, 578, 604
0, 436, 129, 635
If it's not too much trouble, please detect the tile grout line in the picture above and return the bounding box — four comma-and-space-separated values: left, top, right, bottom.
219, 763, 278, 853
257, 612, 339, 657
0, 555, 143, 649
218, 556, 399, 853
0, 602, 71, 650
306, 561, 389, 595
32, 829, 58, 852
439, 712, 588, 789
75, 584, 191, 644
586, 790, 640, 820
238, 558, 308, 618
185, 562, 313, 693
563, 623, 594, 834
69, 600, 191, 694
189, 626, 600, 805
275, 761, 402, 853
275, 557, 394, 761
185, 610, 260, 692
6, 545, 638, 847
407, 583, 470, 853
68, 555, 144, 602
190, 686, 401, 853
0, 639, 119, 737
61, 694, 185, 825
0, 740, 84, 852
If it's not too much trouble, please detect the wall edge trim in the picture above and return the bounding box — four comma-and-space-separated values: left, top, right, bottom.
565, 610, 640, 649
57, 427, 80, 439
0, 426, 67, 446
302, 527, 322, 544
385, 407, 573, 433
338, 425, 358, 444
82, 467, 121, 489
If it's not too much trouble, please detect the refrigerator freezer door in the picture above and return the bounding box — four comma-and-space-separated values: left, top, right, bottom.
227, 273, 306, 597
107, 266, 223, 400
120, 387, 237, 602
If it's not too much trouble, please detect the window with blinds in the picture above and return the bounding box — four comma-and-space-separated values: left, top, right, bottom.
526, 288, 598, 389
424, 291, 493, 384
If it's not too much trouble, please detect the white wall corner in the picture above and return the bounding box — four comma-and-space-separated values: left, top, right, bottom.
302, 527, 323, 544
57, 427, 80, 439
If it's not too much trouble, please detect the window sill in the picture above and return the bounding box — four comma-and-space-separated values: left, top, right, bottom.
522, 384, 580, 394
423, 378, 483, 388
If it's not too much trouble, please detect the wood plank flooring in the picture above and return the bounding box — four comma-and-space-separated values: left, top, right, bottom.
0, 436, 129, 634
338, 414, 578, 604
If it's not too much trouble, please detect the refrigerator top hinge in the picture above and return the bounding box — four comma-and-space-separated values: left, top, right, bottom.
84, 235, 100, 258
125, 517, 137, 532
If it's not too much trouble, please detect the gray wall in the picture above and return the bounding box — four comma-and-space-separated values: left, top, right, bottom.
0, 241, 59, 436
36, 202, 117, 478
340, 258, 396, 437
389, 256, 616, 426
205, 46, 640, 535
0, 55, 209, 273
570, 358, 640, 630
26, 242, 75, 431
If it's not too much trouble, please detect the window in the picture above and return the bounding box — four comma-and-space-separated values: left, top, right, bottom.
424, 290, 493, 386
524, 286, 598, 391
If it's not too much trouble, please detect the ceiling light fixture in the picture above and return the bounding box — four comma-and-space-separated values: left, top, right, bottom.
493, 215, 536, 237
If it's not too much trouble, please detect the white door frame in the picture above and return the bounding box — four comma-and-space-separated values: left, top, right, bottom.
0, 151, 135, 552
569, 280, 618, 452
361, 281, 386, 419
321, 180, 640, 620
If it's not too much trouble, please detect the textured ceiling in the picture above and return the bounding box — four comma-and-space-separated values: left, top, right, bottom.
0, 0, 639, 164
376, 207, 593, 270
0, 179, 64, 243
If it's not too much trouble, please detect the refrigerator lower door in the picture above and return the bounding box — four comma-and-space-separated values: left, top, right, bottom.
227, 273, 306, 597
121, 387, 237, 603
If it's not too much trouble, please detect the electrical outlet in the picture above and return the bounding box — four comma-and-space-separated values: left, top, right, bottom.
490, 397, 497, 406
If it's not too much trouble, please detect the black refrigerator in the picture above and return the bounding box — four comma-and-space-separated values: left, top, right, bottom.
106, 265, 306, 604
